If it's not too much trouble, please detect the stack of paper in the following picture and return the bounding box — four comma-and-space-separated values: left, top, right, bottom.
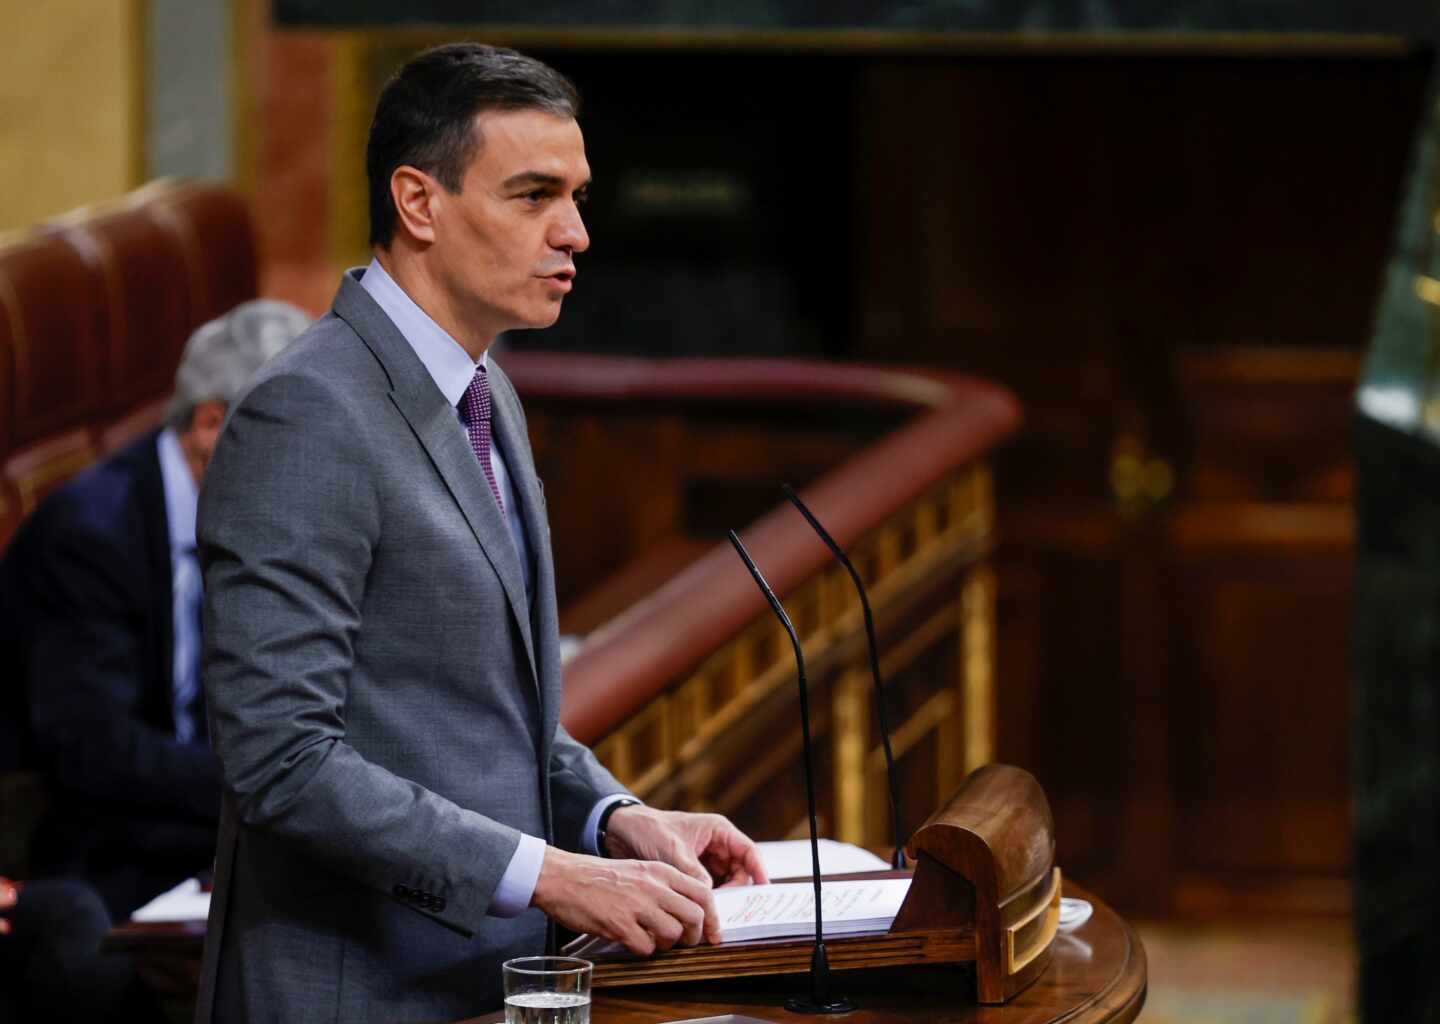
130, 877, 211, 923
570, 876, 911, 957
715, 877, 910, 943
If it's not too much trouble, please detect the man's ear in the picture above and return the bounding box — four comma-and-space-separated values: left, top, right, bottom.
391, 166, 441, 245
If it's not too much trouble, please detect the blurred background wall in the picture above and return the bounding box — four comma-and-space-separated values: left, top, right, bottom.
0, 0, 145, 229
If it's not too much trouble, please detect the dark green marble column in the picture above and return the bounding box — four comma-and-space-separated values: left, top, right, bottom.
1354, 61, 1440, 1023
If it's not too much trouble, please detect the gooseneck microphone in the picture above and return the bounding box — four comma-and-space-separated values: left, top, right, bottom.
727, 530, 855, 1015
781, 484, 907, 870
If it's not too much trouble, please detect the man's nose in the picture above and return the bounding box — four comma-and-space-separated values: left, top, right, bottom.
551, 202, 589, 255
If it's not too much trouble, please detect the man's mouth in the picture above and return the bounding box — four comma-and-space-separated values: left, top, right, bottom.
541, 267, 576, 293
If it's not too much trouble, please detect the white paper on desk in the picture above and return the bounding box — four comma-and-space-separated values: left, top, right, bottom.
757, 839, 890, 879
569, 877, 910, 958
130, 877, 211, 923
718, 878, 909, 943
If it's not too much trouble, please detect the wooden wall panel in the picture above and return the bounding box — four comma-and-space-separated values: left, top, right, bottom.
855, 51, 1431, 916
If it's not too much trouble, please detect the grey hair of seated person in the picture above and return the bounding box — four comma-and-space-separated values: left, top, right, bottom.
166, 298, 313, 430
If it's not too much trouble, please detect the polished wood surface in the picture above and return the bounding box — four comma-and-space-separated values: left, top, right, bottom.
463, 882, 1144, 1024
104, 883, 1143, 1024
586, 766, 1059, 1004
893, 765, 1058, 1002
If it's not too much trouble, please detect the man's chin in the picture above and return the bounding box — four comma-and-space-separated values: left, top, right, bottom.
519, 304, 565, 331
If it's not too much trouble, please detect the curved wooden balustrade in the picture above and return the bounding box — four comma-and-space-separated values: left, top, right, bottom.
504, 353, 1021, 845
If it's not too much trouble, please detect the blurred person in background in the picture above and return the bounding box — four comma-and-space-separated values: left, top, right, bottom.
0, 874, 160, 1022
0, 300, 311, 923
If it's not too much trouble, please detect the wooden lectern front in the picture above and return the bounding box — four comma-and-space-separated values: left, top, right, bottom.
104, 766, 1146, 1022
468, 885, 1142, 1023
565, 765, 1126, 1014
469, 765, 1144, 1024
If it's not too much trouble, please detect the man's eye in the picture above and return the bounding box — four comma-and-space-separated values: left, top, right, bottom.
522, 190, 548, 203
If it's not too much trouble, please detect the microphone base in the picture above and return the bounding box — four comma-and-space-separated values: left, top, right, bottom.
784, 995, 856, 1014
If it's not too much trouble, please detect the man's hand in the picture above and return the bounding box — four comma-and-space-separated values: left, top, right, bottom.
604, 807, 769, 889
0, 877, 16, 936
530, 848, 717, 955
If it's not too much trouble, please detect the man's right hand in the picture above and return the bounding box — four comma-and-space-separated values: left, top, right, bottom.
0, 877, 17, 936
529, 847, 718, 955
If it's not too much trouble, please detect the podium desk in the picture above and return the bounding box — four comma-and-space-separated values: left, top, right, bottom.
463, 883, 1144, 1024
104, 885, 1142, 1023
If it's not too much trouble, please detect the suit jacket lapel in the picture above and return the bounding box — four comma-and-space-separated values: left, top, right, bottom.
489, 362, 560, 737
331, 274, 539, 685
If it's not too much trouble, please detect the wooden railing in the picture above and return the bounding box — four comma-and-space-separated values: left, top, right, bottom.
505, 355, 1020, 846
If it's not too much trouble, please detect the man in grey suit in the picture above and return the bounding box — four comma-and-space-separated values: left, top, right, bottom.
195, 44, 766, 1022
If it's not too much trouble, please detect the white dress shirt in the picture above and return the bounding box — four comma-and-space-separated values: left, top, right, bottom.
157, 426, 204, 744
360, 259, 630, 917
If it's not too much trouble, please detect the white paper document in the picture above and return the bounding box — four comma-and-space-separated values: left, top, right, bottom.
757, 839, 890, 879
716, 877, 911, 943
569, 876, 911, 957
130, 877, 212, 923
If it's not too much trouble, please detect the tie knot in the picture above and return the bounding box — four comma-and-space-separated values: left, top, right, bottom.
460, 364, 491, 426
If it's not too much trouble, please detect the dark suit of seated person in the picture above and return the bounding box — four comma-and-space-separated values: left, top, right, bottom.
0, 875, 161, 1023
0, 300, 311, 921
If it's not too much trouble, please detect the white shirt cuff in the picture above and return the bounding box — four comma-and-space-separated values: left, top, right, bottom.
488, 833, 546, 918
583, 794, 640, 856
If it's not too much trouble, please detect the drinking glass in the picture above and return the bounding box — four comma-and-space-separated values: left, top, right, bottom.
503, 955, 592, 1024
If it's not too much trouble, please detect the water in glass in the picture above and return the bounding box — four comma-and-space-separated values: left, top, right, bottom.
504, 990, 590, 1024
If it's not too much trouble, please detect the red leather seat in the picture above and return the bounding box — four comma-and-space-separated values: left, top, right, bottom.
0, 234, 108, 449
0, 180, 260, 552
43, 203, 190, 417
140, 180, 258, 328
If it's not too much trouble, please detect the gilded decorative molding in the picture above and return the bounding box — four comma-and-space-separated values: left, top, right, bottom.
961, 565, 997, 775
593, 464, 1000, 850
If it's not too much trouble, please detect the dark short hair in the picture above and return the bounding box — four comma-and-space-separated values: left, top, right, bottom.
366, 43, 580, 248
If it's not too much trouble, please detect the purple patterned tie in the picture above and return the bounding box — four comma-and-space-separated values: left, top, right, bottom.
459, 364, 505, 515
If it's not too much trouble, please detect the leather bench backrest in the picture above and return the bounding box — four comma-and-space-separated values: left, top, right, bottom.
143, 180, 258, 328
0, 233, 108, 449
45, 204, 191, 416
0, 180, 260, 550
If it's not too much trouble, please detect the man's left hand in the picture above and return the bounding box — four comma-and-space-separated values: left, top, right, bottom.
604, 807, 769, 889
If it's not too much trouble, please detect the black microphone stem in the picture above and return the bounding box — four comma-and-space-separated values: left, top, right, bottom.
782, 484, 907, 870
727, 530, 853, 1014
726, 534, 826, 932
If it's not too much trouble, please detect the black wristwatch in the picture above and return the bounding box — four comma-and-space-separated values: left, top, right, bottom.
596, 798, 642, 857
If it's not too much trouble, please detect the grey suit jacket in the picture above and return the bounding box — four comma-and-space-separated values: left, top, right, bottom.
193, 273, 627, 1022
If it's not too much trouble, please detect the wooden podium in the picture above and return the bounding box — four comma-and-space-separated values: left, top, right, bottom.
105, 766, 1146, 1022
576, 765, 1068, 1006
466, 882, 1143, 1023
